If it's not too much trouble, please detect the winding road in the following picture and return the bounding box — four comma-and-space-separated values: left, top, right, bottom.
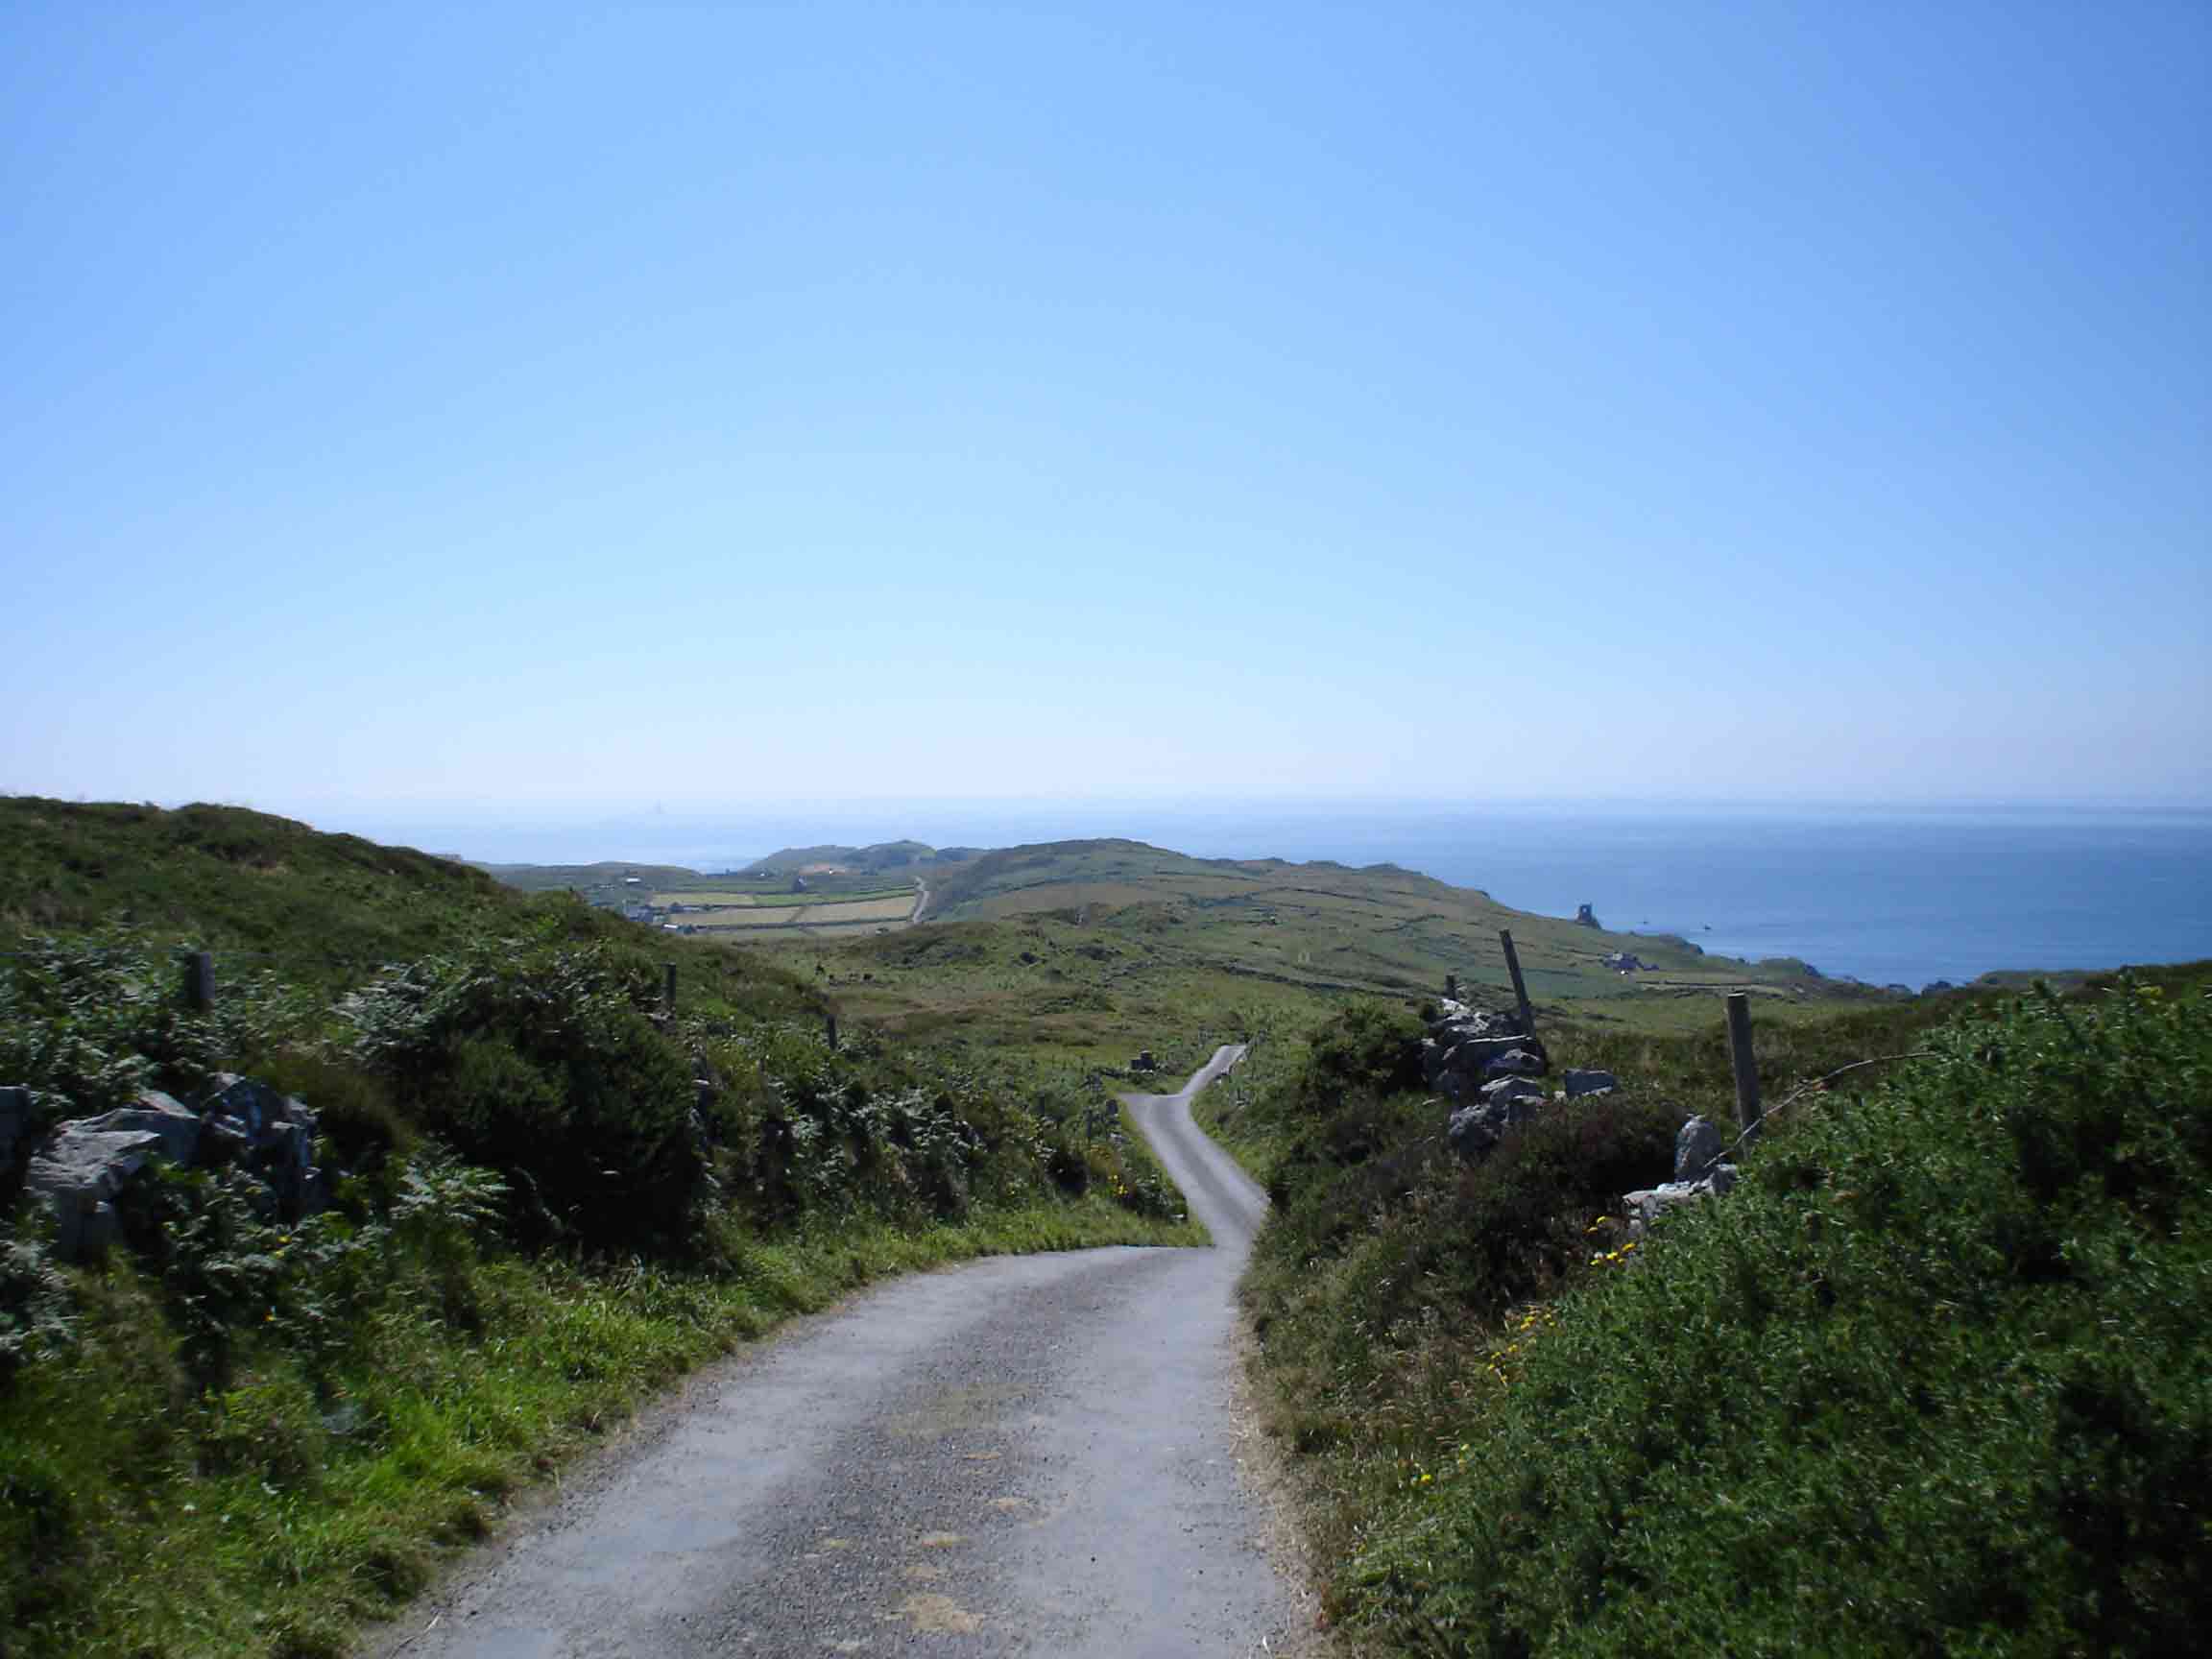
373, 1046, 1310, 1658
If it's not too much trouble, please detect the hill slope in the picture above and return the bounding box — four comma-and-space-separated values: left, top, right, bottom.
921, 837, 1863, 1008
3, 799, 514, 986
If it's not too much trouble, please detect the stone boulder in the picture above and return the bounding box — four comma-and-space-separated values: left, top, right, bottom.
1443, 1032, 1547, 1076
1449, 1088, 1545, 1163
74, 1092, 202, 1166
1562, 1069, 1618, 1098
1480, 1074, 1546, 1106
1482, 1046, 1546, 1078
1422, 991, 1551, 1105
199, 1074, 325, 1218
23, 1124, 168, 1261
1423, 1013, 1527, 1081
1621, 1115, 1739, 1240
1674, 1115, 1725, 1183
17, 1075, 331, 1260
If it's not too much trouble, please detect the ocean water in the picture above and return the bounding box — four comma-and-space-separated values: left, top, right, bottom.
336, 803, 2212, 991
1151, 807, 2212, 991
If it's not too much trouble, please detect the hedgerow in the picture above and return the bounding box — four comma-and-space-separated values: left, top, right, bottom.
1334, 980, 2212, 1655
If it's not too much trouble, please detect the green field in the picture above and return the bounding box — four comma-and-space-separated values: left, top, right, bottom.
654, 886, 917, 909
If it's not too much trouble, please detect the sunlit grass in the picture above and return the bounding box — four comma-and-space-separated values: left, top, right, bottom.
0, 1193, 1194, 1659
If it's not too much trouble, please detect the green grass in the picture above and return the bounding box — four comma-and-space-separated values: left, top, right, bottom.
1231, 964, 2212, 1657
0, 1193, 1195, 1659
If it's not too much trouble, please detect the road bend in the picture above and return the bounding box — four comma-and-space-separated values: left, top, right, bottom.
373, 1046, 1303, 1658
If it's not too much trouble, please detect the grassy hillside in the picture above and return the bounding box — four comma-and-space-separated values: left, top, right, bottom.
1223, 963, 2212, 1656
4, 800, 518, 988
923, 838, 1878, 1012
735, 839, 968, 875
469, 858, 704, 894
716, 840, 1889, 1102
0, 800, 1196, 1659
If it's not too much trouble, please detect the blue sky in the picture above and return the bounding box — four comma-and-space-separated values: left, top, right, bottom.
4, 2, 2207, 820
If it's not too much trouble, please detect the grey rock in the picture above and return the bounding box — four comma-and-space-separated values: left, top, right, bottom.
1675, 1115, 1725, 1183
1448, 1082, 1548, 1164
197, 1073, 326, 1220
204, 1072, 286, 1140
1419, 1037, 1448, 1086
1446, 1034, 1548, 1075
1481, 1046, 1547, 1078
23, 1124, 169, 1261
1429, 1005, 1522, 1043
1623, 1180, 1707, 1233
74, 1092, 201, 1166
1447, 1104, 1501, 1162
1562, 1069, 1618, 1097
1622, 1158, 1741, 1240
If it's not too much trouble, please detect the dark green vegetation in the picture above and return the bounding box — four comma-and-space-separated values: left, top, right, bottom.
1220, 965, 2212, 1657
0, 800, 1195, 1659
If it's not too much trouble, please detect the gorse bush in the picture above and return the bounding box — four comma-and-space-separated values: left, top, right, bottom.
1334, 981, 2212, 1656
342, 939, 705, 1253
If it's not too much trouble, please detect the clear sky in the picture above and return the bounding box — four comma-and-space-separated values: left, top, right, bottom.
4, 2, 2207, 820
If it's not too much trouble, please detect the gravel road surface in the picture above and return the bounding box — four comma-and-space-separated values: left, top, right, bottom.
372, 1046, 1310, 1658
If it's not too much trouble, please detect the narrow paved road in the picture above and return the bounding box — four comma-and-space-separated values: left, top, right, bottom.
373, 1046, 1305, 1658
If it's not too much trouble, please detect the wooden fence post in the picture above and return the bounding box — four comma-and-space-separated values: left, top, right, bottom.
662, 961, 678, 1017
824, 1012, 839, 1051
1497, 929, 1535, 1036
182, 950, 214, 1014
1444, 972, 1458, 1001
1725, 992, 1762, 1141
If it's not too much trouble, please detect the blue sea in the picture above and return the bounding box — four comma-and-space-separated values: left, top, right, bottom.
333, 802, 2212, 992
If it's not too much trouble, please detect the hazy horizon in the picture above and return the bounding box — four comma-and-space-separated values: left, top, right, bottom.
192, 793, 2212, 873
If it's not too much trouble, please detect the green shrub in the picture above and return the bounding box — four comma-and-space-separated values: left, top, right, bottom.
341, 941, 704, 1254
1341, 983, 2212, 1656
252, 1048, 413, 1181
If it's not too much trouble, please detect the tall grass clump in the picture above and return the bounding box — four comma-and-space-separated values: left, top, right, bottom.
1337, 980, 2212, 1656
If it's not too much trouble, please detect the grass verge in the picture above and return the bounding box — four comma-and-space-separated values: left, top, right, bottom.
0, 1194, 1196, 1659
